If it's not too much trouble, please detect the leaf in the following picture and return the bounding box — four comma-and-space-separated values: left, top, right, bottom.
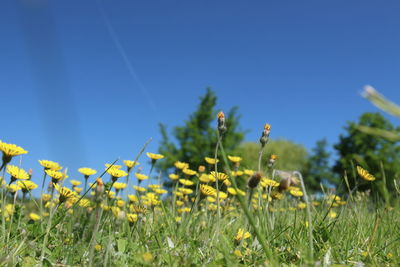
117, 239, 127, 253
363, 85, 400, 118
166, 237, 174, 248
356, 125, 400, 142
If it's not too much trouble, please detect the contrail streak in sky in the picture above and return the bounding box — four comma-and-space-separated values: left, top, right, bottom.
97, 0, 159, 117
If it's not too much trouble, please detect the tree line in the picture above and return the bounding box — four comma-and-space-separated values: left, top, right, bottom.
157, 88, 400, 201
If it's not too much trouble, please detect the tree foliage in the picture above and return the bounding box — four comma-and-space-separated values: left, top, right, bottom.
333, 112, 400, 200
302, 139, 337, 192
157, 88, 245, 177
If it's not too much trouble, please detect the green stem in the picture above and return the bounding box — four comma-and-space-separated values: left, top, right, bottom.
218, 138, 274, 260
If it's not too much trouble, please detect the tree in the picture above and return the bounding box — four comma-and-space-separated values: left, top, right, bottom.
234, 139, 308, 173
333, 112, 400, 201
157, 88, 245, 179
303, 139, 337, 192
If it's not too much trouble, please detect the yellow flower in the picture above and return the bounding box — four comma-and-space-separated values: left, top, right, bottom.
270, 154, 278, 160
146, 152, 164, 160
289, 189, 304, 197
142, 252, 153, 262
297, 202, 306, 209
3, 204, 14, 218
356, 166, 376, 181
178, 187, 193, 195
199, 174, 211, 183
260, 178, 280, 187
148, 184, 161, 190
199, 184, 216, 197
133, 185, 146, 192
328, 211, 337, 219
208, 203, 218, 211
53, 183, 75, 203
174, 161, 189, 170
135, 173, 148, 181
7, 165, 30, 180
106, 190, 115, 198
123, 160, 139, 168
176, 200, 184, 206
243, 169, 254, 176
7, 184, 20, 193
169, 173, 179, 180
17, 180, 38, 191
29, 212, 41, 221
153, 188, 168, 194
129, 205, 147, 214
175, 216, 182, 223
113, 182, 127, 190
234, 249, 243, 257
116, 200, 126, 208
104, 164, 121, 170
271, 191, 284, 200
127, 213, 138, 223
128, 195, 138, 203
78, 198, 91, 207
327, 194, 341, 201
70, 180, 81, 187
111, 206, 123, 218
218, 191, 228, 200
223, 179, 231, 187
179, 179, 194, 186
95, 244, 102, 251
312, 201, 320, 206
231, 170, 244, 176
204, 157, 219, 164
173, 191, 183, 197
227, 187, 246, 196
235, 228, 251, 241
206, 196, 216, 202
227, 155, 242, 163
38, 160, 62, 171
210, 171, 228, 181
0, 141, 28, 163
182, 168, 197, 176
107, 168, 128, 179
78, 167, 97, 177
45, 170, 67, 181
177, 207, 191, 213
42, 193, 51, 202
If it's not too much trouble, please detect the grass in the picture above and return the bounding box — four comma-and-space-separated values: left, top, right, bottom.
0, 190, 398, 266
0, 137, 399, 266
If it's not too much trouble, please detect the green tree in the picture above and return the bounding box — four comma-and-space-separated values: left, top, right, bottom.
333, 112, 400, 201
234, 139, 308, 173
157, 88, 245, 179
303, 139, 337, 192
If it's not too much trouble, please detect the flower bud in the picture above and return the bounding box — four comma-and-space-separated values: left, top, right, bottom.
248, 172, 262, 189
268, 154, 277, 167
198, 165, 205, 173
217, 111, 227, 135
260, 123, 271, 147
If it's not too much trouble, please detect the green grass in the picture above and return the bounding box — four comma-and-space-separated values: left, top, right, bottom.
0, 186, 399, 266
0, 135, 399, 266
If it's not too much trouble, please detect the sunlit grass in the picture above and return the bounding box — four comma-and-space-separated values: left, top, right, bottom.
0, 124, 399, 266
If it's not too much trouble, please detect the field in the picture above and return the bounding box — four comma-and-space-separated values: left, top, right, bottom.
0, 134, 399, 267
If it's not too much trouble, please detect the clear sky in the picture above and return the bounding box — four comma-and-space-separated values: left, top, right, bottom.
1, 0, 399, 188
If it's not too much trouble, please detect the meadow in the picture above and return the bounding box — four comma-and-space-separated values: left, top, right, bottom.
0, 114, 399, 266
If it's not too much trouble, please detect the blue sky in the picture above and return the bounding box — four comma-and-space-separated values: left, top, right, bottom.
1, 0, 399, 188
